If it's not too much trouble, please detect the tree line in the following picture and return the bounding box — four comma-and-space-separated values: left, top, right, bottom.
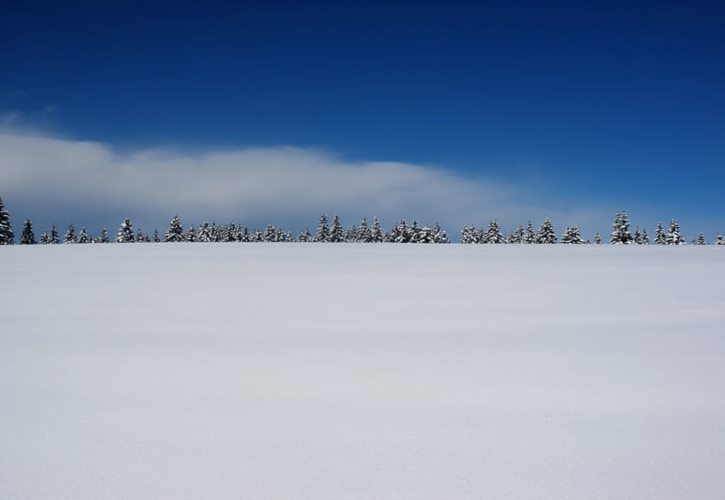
0, 196, 723, 246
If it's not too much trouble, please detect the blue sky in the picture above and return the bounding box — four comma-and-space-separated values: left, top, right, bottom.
1, 0, 724, 238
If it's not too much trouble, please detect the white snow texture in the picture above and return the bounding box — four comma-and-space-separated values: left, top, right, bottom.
2, 244, 724, 499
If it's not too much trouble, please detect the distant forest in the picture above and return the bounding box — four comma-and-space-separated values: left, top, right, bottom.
0, 195, 722, 246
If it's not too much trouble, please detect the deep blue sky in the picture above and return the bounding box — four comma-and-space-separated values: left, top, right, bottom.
1, 0, 724, 232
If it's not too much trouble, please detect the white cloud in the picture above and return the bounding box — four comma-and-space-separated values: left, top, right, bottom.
0, 129, 603, 234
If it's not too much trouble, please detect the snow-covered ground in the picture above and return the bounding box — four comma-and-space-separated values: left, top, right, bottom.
2, 244, 724, 499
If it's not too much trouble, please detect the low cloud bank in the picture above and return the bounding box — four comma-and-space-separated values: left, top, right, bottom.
0, 129, 600, 235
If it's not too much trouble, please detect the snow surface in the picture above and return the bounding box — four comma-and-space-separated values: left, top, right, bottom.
2, 244, 725, 499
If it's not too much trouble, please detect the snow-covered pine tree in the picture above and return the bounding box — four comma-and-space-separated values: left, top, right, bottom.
561, 226, 585, 244
594, 233, 602, 244
297, 228, 312, 242
135, 229, 145, 242
63, 224, 76, 243
39, 231, 49, 244
344, 225, 358, 242
666, 219, 685, 245
388, 220, 410, 243
263, 224, 279, 242
653, 223, 667, 244
432, 223, 449, 243
485, 220, 505, 243
371, 217, 384, 243
716, 234, 725, 245
524, 222, 536, 244
508, 225, 525, 244
409, 221, 421, 243
640, 227, 649, 244
76, 227, 90, 244
20, 220, 36, 245
330, 215, 344, 242
0, 196, 14, 245
692, 232, 706, 245
536, 219, 557, 244
415, 226, 436, 243
358, 218, 371, 242
48, 225, 60, 244
460, 225, 478, 244
610, 212, 633, 244
117, 219, 135, 243
165, 215, 185, 242
197, 222, 213, 242
315, 214, 330, 242
184, 226, 196, 242
98, 228, 110, 243
633, 227, 642, 244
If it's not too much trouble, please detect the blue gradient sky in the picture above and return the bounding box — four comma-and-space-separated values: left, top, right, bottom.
1, 0, 724, 237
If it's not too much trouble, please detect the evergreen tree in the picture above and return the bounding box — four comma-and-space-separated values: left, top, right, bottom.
20, 220, 36, 245
484, 220, 505, 244
152, 229, 161, 243
507, 225, 525, 244
640, 227, 649, 245
692, 232, 707, 245
0, 196, 14, 245
39, 231, 49, 244
561, 226, 585, 244
197, 222, 213, 242
344, 225, 358, 242
116, 219, 135, 243
315, 214, 330, 242
654, 222, 667, 245
666, 219, 685, 245
594, 233, 602, 244
135, 229, 145, 242
610, 212, 633, 244
48, 225, 60, 244
716, 234, 725, 246
165, 215, 185, 242
371, 217, 384, 243
524, 221, 536, 244
536, 219, 557, 244
460, 225, 479, 244
330, 215, 344, 242
358, 218, 371, 242
415, 226, 436, 243
63, 224, 76, 244
185, 226, 196, 242
298, 228, 313, 242
633, 227, 643, 244
387, 220, 410, 243
99, 228, 110, 243
432, 223, 449, 243
76, 227, 90, 244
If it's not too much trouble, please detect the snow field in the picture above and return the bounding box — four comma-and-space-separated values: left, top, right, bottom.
1, 244, 725, 499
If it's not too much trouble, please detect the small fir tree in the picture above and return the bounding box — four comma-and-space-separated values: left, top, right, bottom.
485, 220, 505, 244
76, 227, 90, 244
20, 220, 36, 245
165, 215, 185, 242
116, 219, 135, 243
330, 215, 344, 242
0, 196, 14, 245
536, 219, 557, 244
64, 224, 76, 244
371, 217, 384, 243
48, 225, 60, 244
561, 226, 585, 244
315, 214, 330, 242
610, 212, 633, 244
692, 232, 706, 245
654, 223, 667, 245
666, 219, 685, 245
